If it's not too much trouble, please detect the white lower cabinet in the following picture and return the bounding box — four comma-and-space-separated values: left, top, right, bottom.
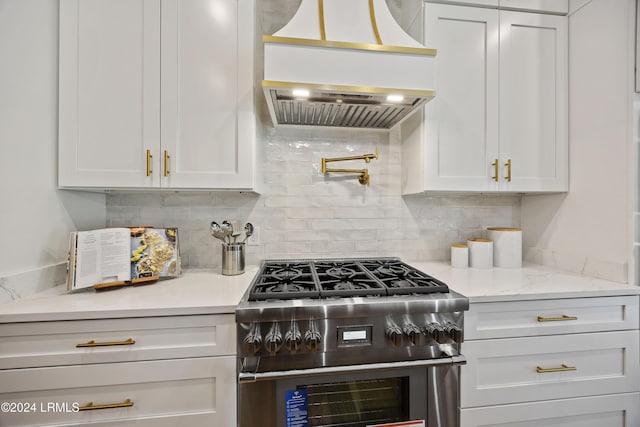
0, 357, 235, 427
0, 314, 237, 427
461, 296, 640, 426
460, 393, 640, 427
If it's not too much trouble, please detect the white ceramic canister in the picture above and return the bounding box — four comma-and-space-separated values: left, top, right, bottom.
451, 244, 468, 268
467, 238, 493, 269
487, 227, 522, 268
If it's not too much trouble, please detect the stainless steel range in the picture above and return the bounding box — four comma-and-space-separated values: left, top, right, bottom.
236, 258, 468, 427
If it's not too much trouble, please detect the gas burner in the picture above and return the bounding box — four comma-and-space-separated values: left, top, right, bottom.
326, 266, 357, 279
266, 283, 307, 293
374, 265, 408, 277
333, 281, 368, 291
388, 280, 412, 288
271, 267, 303, 282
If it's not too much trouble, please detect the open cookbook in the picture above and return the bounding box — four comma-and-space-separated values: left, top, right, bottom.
66, 227, 181, 292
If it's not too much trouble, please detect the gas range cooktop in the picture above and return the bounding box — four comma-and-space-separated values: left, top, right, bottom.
236, 257, 468, 373
247, 258, 449, 301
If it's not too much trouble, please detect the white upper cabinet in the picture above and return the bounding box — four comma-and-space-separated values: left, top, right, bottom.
499, 0, 569, 14
58, 0, 258, 191
424, 0, 568, 14
402, 3, 567, 194
499, 10, 568, 192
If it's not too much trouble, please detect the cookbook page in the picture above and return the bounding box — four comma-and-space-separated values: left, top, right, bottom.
74, 228, 131, 289
130, 227, 181, 280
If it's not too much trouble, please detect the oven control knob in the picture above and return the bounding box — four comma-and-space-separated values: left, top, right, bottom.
403, 322, 422, 346
264, 323, 283, 355
386, 324, 403, 346
242, 323, 262, 355
424, 322, 446, 344
243, 332, 262, 355
444, 322, 463, 343
285, 324, 303, 354
304, 321, 322, 352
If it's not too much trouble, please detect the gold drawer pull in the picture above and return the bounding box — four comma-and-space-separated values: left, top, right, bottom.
536, 364, 577, 373
76, 338, 136, 348
537, 314, 578, 322
79, 398, 134, 411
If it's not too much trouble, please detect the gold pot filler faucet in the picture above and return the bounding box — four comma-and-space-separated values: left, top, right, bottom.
321, 147, 379, 186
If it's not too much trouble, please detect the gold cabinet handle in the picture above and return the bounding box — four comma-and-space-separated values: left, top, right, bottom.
536, 364, 577, 373
505, 159, 512, 182
79, 398, 134, 411
146, 149, 153, 176
76, 338, 136, 348
163, 150, 170, 177
491, 159, 499, 182
537, 315, 578, 322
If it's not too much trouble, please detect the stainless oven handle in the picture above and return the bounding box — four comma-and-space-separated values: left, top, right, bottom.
238, 355, 466, 383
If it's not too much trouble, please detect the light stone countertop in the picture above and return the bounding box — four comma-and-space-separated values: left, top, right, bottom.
0, 266, 258, 323
407, 261, 640, 302
1, 262, 639, 323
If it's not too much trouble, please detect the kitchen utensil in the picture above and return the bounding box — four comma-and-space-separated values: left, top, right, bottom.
209, 222, 227, 242
221, 220, 233, 244
241, 222, 254, 243
230, 219, 241, 243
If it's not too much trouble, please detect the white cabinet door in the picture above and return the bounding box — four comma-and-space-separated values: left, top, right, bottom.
499, 0, 569, 14
160, 0, 256, 189
422, 4, 500, 192
461, 330, 640, 407
499, 10, 568, 192
59, 0, 257, 190
58, 0, 161, 188
460, 393, 640, 427
0, 357, 237, 427
0, 314, 236, 369
465, 296, 639, 340
402, 4, 567, 194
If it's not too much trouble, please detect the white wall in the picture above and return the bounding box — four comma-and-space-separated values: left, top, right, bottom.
0, 0, 106, 302
521, 0, 635, 283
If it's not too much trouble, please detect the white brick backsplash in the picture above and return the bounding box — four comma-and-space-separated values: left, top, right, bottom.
106, 127, 521, 268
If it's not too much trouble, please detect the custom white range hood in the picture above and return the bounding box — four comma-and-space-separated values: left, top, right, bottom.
262, 0, 436, 130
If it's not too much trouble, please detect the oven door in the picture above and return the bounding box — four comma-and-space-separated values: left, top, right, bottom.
238, 360, 462, 427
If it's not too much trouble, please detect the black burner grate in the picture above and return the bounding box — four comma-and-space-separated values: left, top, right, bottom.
247, 258, 449, 301
248, 261, 320, 300
359, 259, 449, 295
314, 261, 387, 298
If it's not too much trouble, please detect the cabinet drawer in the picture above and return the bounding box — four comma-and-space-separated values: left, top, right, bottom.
0, 314, 235, 369
460, 392, 640, 427
0, 356, 236, 427
465, 296, 639, 339
461, 330, 640, 407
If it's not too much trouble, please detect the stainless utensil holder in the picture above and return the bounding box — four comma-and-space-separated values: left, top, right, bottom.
222, 243, 245, 275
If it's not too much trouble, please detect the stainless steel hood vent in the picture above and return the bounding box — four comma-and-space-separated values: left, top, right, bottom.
264, 83, 428, 129
262, 0, 437, 130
